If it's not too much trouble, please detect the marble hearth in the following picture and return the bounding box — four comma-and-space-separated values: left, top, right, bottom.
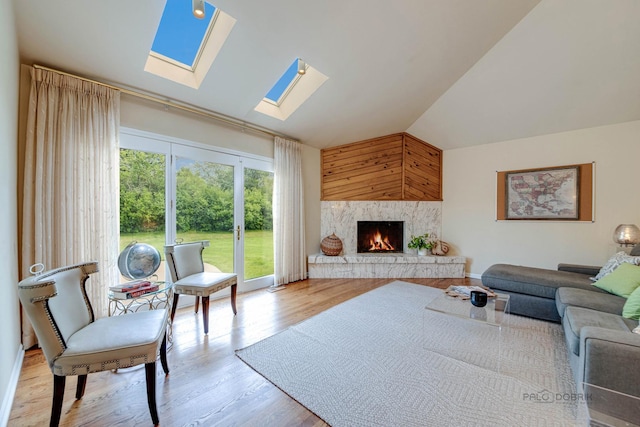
309, 201, 466, 278
308, 253, 466, 278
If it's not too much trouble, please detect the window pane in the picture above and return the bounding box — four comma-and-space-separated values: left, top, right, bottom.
151, 0, 216, 67
264, 58, 300, 103
175, 157, 235, 274
244, 168, 274, 280
119, 149, 166, 281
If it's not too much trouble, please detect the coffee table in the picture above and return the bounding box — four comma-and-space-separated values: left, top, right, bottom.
425, 291, 510, 327
423, 290, 511, 373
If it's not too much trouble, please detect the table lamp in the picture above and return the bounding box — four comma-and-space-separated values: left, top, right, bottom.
613, 224, 640, 252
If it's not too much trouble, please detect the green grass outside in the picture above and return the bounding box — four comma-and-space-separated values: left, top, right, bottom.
120, 230, 274, 279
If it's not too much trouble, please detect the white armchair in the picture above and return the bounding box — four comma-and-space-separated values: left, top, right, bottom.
165, 241, 237, 335
18, 261, 169, 426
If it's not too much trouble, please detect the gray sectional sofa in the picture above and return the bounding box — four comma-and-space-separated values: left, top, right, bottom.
481, 262, 611, 322
481, 250, 640, 421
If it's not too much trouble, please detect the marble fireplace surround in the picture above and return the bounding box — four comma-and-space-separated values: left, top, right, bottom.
320, 201, 442, 254
310, 201, 466, 279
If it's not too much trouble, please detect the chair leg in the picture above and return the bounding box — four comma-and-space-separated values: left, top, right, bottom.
51, 375, 65, 427
170, 293, 180, 323
160, 334, 170, 375
145, 362, 160, 425
75, 374, 88, 399
202, 296, 210, 334
231, 283, 238, 315
194, 296, 200, 314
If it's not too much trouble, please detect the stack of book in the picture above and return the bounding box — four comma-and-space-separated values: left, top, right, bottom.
110, 280, 159, 299
444, 285, 496, 299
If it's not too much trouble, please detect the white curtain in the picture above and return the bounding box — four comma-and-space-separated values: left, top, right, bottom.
21, 67, 120, 348
273, 137, 306, 285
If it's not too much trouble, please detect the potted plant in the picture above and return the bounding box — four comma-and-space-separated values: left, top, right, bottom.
407, 233, 434, 255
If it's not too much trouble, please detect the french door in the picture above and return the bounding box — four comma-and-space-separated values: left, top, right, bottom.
119, 129, 274, 293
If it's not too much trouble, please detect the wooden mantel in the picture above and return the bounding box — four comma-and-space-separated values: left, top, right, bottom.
321, 133, 442, 201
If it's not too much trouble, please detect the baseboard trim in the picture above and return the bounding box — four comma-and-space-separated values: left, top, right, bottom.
0, 344, 24, 427
467, 272, 482, 279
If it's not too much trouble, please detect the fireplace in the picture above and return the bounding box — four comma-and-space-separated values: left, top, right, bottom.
357, 221, 404, 253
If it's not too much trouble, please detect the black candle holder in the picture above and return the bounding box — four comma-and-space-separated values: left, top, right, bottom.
470, 290, 488, 307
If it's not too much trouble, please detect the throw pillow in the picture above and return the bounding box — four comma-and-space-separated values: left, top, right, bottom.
593, 252, 640, 281
623, 286, 640, 320
593, 262, 640, 298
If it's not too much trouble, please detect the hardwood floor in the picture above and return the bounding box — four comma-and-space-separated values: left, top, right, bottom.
9, 277, 480, 426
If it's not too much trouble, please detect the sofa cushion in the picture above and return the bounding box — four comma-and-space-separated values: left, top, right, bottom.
593, 262, 640, 298
562, 306, 636, 356
593, 252, 640, 281
498, 291, 561, 322
623, 286, 640, 320
557, 263, 602, 276
482, 264, 604, 300
556, 287, 625, 318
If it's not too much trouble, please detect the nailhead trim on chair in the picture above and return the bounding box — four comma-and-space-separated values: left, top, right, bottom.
174, 276, 237, 296
43, 301, 67, 363
54, 262, 97, 277
19, 280, 61, 310
30, 261, 99, 280
30, 290, 58, 303
54, 354, 155, 376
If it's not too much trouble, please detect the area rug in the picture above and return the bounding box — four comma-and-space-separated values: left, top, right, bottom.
236, 281, 585, 426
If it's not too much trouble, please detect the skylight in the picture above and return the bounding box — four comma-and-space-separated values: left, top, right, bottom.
144, 0, 236, 89
264, 58, 302, 105
151, 0, 216, 69
255, 59, 328, 121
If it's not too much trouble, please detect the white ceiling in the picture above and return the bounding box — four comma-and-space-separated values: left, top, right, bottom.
12, 0, 640, 150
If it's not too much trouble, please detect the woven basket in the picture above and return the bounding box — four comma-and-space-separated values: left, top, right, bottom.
321, 233, 343, 256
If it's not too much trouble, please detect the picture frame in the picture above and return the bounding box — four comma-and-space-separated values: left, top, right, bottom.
504, 165, 580, 220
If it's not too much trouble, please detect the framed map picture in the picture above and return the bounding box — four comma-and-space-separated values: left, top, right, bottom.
504, 166, 580, 220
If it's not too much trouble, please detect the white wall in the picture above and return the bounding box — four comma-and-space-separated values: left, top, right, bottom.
120, 95, 275, 159
120, 94, 323, 265
442, 120, 640, 277
0, 0, 22, 422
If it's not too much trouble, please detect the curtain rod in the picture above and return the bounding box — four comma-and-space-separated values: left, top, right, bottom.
33, 64, 296, 141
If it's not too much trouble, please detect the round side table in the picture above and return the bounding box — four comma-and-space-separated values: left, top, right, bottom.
108, 281, 174, 346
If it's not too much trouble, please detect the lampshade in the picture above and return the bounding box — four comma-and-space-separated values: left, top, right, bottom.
613, 224, 640, 246
193, 0, 205, 19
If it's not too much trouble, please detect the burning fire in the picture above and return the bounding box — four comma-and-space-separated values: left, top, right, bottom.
368, 230, 395, 251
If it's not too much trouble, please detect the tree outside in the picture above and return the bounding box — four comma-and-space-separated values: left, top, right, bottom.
119, 149, 274, 279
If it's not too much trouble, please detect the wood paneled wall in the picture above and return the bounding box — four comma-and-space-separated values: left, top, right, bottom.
321, 133, 442, 201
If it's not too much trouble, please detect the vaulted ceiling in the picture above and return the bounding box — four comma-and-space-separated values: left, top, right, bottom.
13, 0, 640, 150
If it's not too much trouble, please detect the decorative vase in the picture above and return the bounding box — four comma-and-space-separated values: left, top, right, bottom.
417, 248, 428, 256
321, 233, 343, 256
431, 240, 450, 256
